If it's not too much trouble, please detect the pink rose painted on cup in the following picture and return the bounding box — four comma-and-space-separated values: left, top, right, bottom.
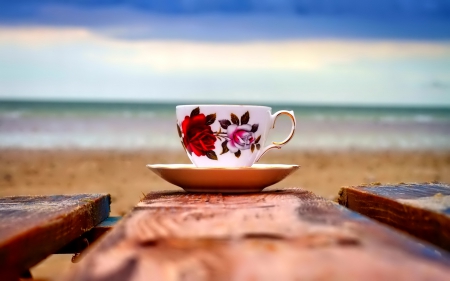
217, 111, 261, 158
226, 124, 254, 152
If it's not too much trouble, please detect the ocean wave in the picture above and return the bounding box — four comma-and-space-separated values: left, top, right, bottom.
0, 110, 25, 119
1, 104, 449, 150
1, 131, 449, 151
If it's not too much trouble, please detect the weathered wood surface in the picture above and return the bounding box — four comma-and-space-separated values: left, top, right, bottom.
338, 183, 450, 251
65, 188, 450, 281
0, 194, 111, 279
57, 216, 121, 254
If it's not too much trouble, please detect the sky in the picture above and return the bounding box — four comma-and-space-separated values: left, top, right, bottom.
0, 1, 449, 106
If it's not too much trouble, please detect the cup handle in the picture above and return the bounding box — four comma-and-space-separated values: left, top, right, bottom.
255, 110, 296, 162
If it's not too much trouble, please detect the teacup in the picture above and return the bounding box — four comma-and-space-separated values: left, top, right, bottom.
176, 105, 296, 167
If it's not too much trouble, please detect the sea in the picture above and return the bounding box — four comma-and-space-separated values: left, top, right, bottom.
1, 100, 449, 151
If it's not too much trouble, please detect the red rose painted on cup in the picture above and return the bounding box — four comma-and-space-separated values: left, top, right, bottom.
181, 113, 217, 157
177, 107, 219, 160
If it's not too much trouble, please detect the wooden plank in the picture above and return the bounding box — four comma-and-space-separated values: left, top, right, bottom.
0, 194, 111, 279
57, 216, 121, 254
65, 189, 450, 281
338, 183, 450, 251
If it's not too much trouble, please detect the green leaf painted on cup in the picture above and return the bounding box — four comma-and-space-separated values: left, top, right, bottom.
221, 140, 229, 155
206, 150, 218, 160
231, 113, 239, 125
219, 119, 231, 129
205, 113, 216, 125
177, 123, 182, 138
241, 111, 250, 125
190, 107, 200, 118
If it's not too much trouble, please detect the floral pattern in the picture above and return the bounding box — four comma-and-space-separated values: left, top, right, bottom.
177, 107, 261, 160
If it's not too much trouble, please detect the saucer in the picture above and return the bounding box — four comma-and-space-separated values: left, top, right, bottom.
146, 164, 299, 193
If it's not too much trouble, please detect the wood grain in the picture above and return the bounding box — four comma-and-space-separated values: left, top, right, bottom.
0, 194, 111, 279
338, 183, 450, 251
66, 189, 450, 281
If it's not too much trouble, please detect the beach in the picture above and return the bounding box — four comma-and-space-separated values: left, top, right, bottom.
2, 149, 450, 212
3, 148, 450, 208
1, 102, 450, 279
1, 0, 450, 278
1, 148, 450, 278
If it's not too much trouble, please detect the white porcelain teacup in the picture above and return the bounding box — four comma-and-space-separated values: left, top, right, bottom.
176, 105, 296, 167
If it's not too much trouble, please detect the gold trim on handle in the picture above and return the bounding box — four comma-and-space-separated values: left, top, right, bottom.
255, 110, 296, 162
272, 111, 296, 146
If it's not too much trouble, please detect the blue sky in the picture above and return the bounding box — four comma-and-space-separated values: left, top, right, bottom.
0, 1, 449, 106
1, 0, 449, 18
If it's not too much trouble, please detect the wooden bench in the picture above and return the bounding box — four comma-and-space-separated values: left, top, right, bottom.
0, 194, 111, 280
57, 216, 121, 257
338, 183, 450, 251
64, 188, 450, 280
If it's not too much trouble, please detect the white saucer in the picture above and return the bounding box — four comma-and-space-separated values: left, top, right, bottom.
146, 164, 299, 193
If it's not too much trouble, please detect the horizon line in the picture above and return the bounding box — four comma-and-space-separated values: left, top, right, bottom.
1, 98, 449, 110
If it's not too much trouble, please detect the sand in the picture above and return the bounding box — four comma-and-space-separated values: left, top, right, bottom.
1, 149, 450, 279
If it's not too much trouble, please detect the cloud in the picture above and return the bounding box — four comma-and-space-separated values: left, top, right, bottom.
1, 27, 449, 72
0, 26, 449, 106
2, 6, 450, 42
